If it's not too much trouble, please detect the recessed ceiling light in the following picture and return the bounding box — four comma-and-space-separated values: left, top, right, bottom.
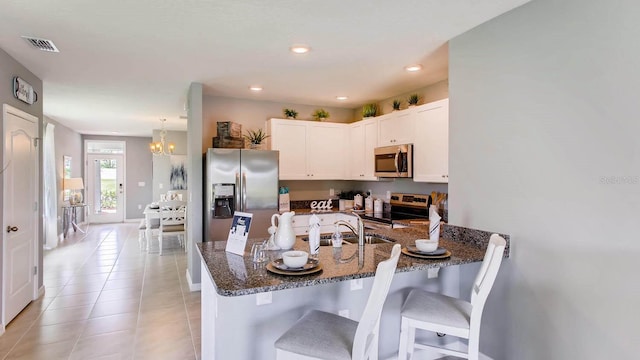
249, 86, 263, 92
111, 131, 119, 134
404, 64, 423, 72
336, 96, 348, 101
290, 44, 311, 54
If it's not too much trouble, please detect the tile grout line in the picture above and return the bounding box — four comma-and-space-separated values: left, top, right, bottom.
175, 251, 200, 359
1, 225, 113, 360
68, 225, 128, 359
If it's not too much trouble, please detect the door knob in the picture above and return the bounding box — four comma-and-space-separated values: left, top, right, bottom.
6, 226, 18, 233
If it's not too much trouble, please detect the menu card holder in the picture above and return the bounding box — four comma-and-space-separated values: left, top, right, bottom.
225, 211, 253, 256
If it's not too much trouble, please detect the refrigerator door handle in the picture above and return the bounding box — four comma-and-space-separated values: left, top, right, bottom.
242, 172, 247, 211
235, 172, 241, 212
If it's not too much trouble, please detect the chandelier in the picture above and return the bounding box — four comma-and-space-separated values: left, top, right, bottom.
149, 118, 175, 156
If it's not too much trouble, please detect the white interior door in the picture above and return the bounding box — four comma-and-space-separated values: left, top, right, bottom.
2, 104, 38, 327
87, 154, 124, 223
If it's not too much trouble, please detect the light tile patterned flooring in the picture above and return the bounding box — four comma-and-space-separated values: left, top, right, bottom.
0, 222, 201, 359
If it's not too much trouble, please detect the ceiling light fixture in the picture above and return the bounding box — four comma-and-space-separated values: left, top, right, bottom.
249, 86, 263, 92
290, 45, 310, 54
149, 119, 175, 156
404, 64, 423, 72
336, 96, 348, 101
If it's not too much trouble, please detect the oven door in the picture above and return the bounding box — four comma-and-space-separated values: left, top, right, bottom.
374, 144, 412, 177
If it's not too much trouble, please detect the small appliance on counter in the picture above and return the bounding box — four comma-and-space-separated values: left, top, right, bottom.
360, 192, 431, 229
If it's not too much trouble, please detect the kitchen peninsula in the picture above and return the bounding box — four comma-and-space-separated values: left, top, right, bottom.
197, 222, 509, 359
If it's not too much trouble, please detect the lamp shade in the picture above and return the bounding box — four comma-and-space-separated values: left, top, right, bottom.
64, 177, 84, 190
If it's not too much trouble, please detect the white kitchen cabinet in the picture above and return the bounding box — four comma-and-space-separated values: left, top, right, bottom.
378, 110, 415, 146
348, 117, 378, 180
306, 122, 347, 179
413, 98, 449, 183
267, 119, 347, 180
292, 213, 337, 235
267, 119, 308, 179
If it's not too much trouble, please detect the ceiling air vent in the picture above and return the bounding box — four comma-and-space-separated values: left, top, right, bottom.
21, 36, 59, 52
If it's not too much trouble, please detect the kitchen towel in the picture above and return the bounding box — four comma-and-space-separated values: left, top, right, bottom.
308, 214, 320, 257
429, 205, 441, 242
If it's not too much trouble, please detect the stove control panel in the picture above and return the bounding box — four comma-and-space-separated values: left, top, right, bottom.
389, 193, 431, 209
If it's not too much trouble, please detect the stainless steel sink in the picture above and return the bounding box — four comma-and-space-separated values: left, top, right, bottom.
301, 233, 394, 245
342, 235, 395, 245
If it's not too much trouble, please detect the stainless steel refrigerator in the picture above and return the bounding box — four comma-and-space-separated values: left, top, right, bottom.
205, 148, 279, 241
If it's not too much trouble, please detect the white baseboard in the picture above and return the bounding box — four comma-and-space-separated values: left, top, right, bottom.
125, 218, 143, 223
37, 285, 45, 299
186, 269, 201, 292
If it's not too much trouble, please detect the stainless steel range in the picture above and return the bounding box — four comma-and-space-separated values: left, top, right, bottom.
360, 192, 432, 230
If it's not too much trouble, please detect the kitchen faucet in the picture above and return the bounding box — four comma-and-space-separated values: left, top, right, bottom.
334, 212, 365, 247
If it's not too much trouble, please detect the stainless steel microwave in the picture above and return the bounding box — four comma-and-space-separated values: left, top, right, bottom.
374, 144, 413, 178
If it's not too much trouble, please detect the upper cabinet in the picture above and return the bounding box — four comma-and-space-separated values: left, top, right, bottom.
348, 117, 378, 180
266, 98, 448, 183
267, 119, 347, 180
378, 110, 415, 146
413, 98, 449, 183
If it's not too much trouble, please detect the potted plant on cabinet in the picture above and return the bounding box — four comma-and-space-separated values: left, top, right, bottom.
283, 108, 298, 119
244, 128, 270, 149
407, 94, 419, 107
362, 103, 378, 118
312, 108, 330, 121
392, 99, 402, 111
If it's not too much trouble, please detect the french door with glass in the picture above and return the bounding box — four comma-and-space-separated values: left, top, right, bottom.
87, 154, 124, 223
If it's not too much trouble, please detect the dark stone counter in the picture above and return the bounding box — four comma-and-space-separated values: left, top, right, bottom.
197, 224, 510, 297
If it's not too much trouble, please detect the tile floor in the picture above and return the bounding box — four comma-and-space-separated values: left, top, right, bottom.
0, 222, 201, 360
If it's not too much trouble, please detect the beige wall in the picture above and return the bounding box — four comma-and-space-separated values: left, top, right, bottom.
202, 95, 356, 153
372, 80, 449, 116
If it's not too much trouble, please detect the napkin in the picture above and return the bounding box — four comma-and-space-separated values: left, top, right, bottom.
308, 214, 320, 256
428, 205, 441, 242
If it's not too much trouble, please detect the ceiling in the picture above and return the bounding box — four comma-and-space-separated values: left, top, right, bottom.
0, 0, 530, 137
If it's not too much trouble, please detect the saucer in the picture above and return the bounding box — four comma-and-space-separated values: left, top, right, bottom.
401, 247, 451, 259
272, 258, 319, 272
267, 260, 322, 276
406, 245, 447, 256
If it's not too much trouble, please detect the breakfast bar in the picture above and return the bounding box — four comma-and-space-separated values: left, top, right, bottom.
197, 223, 509, 359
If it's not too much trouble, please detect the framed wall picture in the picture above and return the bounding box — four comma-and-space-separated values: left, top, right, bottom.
63, 155, 71, 201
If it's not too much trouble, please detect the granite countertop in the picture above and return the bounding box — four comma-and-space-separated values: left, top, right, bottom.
197, 224, 510, 297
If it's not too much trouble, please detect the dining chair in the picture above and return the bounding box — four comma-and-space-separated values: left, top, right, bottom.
274, 243, 402, 360
158, 200, 187, 255
397, 234, 507, 360
138, 218, 159, 251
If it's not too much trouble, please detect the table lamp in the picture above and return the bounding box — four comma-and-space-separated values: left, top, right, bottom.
64, 177, 84, 205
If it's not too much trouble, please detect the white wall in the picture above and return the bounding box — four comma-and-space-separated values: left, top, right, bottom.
449, 0, 640, 358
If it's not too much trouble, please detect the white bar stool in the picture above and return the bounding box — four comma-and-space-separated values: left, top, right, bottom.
398, 234, 507, 360
274, 244, 402, 360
